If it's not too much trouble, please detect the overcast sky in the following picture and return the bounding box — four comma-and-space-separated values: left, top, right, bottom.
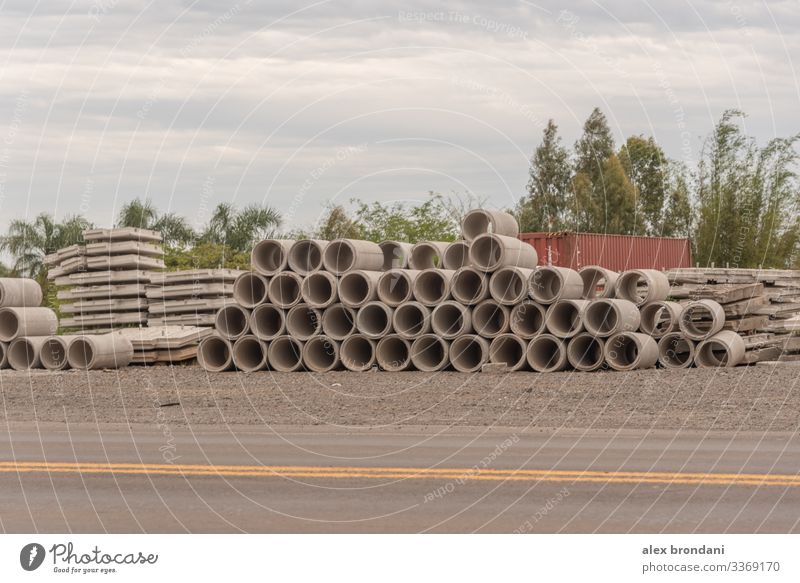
0, 0, 797, 233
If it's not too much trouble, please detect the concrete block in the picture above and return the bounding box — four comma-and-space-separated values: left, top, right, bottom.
85, 254, 165, 271
85, 241, 164, 257
82, 227, 162, 243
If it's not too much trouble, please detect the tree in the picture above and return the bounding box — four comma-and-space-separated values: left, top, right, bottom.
572, 108, 617, 232
516, 119, 573, 231
164, 242, 250, 271
312, 205, 362, 240
662, 163, 693, 238
597, 154, 637, 235
117, 197, 195, 247
200, 202, 281, 252
353, 193, 460, 243
619, 135, 667, 235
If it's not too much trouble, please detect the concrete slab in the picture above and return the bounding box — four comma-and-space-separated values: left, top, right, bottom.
148, 314, 217, 327
60, 312, 148, 328
116, 326, 212, 349
82, 227, 162, 243
55, 270, 152, 286
57, 284, 147, 300
149, 269, 244, 285
147, 298, 229, 315
85, 255, 165, 271
85, 241, 164, 257
145, 283, 234, 299
60, 298, 148, 314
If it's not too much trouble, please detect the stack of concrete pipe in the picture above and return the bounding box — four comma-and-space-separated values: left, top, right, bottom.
197, 208, 744, 374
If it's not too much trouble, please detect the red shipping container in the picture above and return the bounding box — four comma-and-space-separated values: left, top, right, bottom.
519, 232, 693, 272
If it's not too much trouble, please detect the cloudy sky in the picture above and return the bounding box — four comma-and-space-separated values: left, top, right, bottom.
0, 0, 797, 233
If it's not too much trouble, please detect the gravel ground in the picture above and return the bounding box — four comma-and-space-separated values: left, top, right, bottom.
1, 364, 799, 431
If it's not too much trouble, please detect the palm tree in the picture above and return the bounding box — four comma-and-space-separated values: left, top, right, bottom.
201, 203, 281, 252
117, 198, 195, 247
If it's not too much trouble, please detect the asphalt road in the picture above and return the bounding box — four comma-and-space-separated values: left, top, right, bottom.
1, 422, 799, 533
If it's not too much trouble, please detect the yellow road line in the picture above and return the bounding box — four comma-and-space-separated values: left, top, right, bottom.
0, 461, 798, 487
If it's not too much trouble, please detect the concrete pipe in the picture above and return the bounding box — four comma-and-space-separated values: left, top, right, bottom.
323, 239, 383, 275
67, 333, 134, 370
0, 307, 58, 342
376, 335, 413, 371
409, 241, 450, 270
40, 335, 81, 371
567, 333, 606, 372
300, 271, 338, 309
232, 272, 269, 308
249, 304, 286, 341
232, 335, 269, 372
377, 269, 420, 307
472, 300, 509, 339
657, 332, 695, 369
268, 335, 305, 372
510, 300, 547, 339
285, 304, 323, 340
197, 335, 235, 372
215, 304, 251, 340
695, 330, 745, 368
449, 335, 489, 373
251, 239, 295, 276
338, 270, 382, 308
604, 332, 659, 371
461, 208, 519, 242
639, 301, 683, 338
469, 233, 537, 272
679, 300, 726, 341
529, 266, 583, 304
412, 268, 455, 306
0, 278, 43, 307
392, 301, 432, 339
8, 336, 49, 370
355, 301, 394, 339
544, 299, 589, 339
379, 240, 413, 270
340, 334, 377, 372
0, 341, 7, 369
410, 334, 450, 372
268, 271, 303, 309
321, 303, 357, 340
489, 334, 528, 371
443, 240, 471, 270
450, 267, 489, 305
302, 335, 341, 372
490, 266, 534, 305
526, 334, 568, 372
615, 269, 670, 306
582, 299, 641, 338
431, 301, 472, 339
579, 266, 619, 299
287, 239, 327, 275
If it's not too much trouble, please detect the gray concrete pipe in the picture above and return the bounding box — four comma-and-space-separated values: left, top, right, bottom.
251, 239, 295, 276
376, 335, 413, 371
300, 270, 339, 308
604, 332, 659, 371
411, 268, 455, 306
214, 304, 252, 340
615, 269, 670, 306
0, 278, 43, 307
410, 334, 450, 371
488, 334, 528, 371
639, 301, 683, 338
392, 301, 432, 339
338, 270, 382, 308
566, 333, 606, 372
409, 241, 450, 270
0, 341, 7, 369
249, 304, 286, 341
8, 336, 49, 370
431, 301, 472, 340
340, 334, 377, 372
355, 301, 394, 339
461, 209, 519, 242
489, 266, 534, 305
679, 299, 726, 341
450, 267, 489, 305
321, 303, 357, 340
449, 334, 489, 373
198, 334, 235, 372
471, 299, 509, 339
268, 271, 303, 309
509, 300, 547, 339
268, 335, 305, 372
579, 266, 619, 299
232, 335, 269, 372
695, 330, 745, 368
323, 239, 384, 275
379, 240, 413, 270
67, 333, 134, 370
285, 304, 323, 340
377, 269, 421, 307
302, 335, 341, 372
443, 240, 471, 270
582, 299, 641, 338
529, 266, 583, 304
526, 334, 568, 372
544, 299, 589, 339
232, 272, 269, 308
657, 332, 695, 369
40, 335, 81, 370
0, 307, 58, 342
287, 239, 328, 275
468, 233, 537, 272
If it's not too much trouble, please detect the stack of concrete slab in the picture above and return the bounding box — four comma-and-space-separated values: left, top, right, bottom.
146, 269, 244, 328
47, 227, 164, 332
116, 326, 214, 365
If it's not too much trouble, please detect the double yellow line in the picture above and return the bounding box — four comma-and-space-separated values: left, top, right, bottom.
1, 461, 799, 487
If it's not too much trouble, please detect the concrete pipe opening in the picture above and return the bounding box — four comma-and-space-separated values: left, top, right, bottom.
529, 267, 583, 304
472, 300, 509, 338
583, 299, 640, 338
8, 337, 42, 370
657, 333, 695, 369
321, 304, 357, 340
0, 307, 58, 342
285, 304, 323, 340
268, 272, 303, 309
451, 267, 488, 305
410, 335, 450, 371
303, 336, 340, 372
412, 269, 453, 306
443, 241, 470, 270
510, 301, 547, 339
377, 270, 417, 306
40, 336, 76, 370
233, 272, 269, 308
215, 305, 251, 340
468, 233, 537, 272
604, 332, 659, 371
392, 302, 431, 338
639, 301, 683, 338
489, 334, 528, 371
268, 336, 305, 372
198, 335, 234, 372
461, 209, 519, 242
287, 239, 326, 275
409, 241, 448, 270
679, 300, 725, 341
323, 239, 383, 275
449, 335, 489, 373
301, 271, 338, 308
232, 335, 268, 372
695, 331, 745, 368
376, 335, 412, 371
250, 304, 285, 340
579, 266, 619, 299
489, 267, 532, 305
355, 301, 394, 339
567, 333, 605, 372
544, 300, 588, 338
615, 269, 670, 306
341, 334, 376, 372
338, 270, 380, 308
379, 240, 413, 270
251, 239, 293, 275
431, 301, 472, 339
526, 334, 567, 372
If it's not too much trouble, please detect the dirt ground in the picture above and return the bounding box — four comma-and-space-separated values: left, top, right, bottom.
1, 364, 798, 431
